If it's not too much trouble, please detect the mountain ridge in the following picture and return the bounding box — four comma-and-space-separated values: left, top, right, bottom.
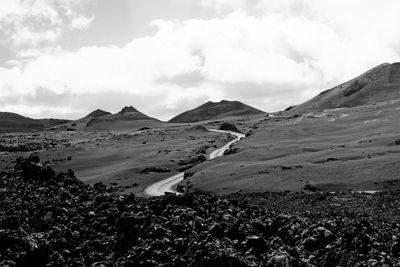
84, 109, 111, 119
287, 62, 400, 114
169, 100, 265, 123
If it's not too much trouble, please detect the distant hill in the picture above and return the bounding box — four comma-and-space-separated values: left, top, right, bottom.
288, 62, 400, 114
85, 109, 111, 119
0, 112, 69, 133
169, 100, 265, 123
85, 106, 164, 131
47, 109, 112, 131
46, 106, 162, 132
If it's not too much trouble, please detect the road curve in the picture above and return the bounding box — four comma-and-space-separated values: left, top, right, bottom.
208, 129, 245, 159
144, 129, 245, 197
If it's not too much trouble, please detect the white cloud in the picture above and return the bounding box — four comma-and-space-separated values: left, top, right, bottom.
0, 0, 93, 50
1, 0, 400, 120
201, 0, 247, 10
71, 14, 94, 29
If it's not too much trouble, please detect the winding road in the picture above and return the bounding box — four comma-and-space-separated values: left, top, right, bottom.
144, 129, 245, 197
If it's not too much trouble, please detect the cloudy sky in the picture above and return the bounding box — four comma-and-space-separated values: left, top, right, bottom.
1, 0, 400, 120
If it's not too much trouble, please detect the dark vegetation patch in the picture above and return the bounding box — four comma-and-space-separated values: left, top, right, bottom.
281, 165, 303, 170
0, 135, 71, 152
176, 154, 207, 172
2, 156, 400, 266
174, 144, 211, 171
183, 171, 195, 179
314, 157, 340, 164
343, 80, 368, 97
258, 165, 303, 174
245, 130, 255, 137
284, 106, 295, 111
223, 145, 238, 155
219, 122, 241, 133
138, 127, 150, 131
186, 126, 208, 132
139, 167, 171, 174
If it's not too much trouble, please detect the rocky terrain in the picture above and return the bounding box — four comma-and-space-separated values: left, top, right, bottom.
2, 155, 400, 266
0, 133, 71, 153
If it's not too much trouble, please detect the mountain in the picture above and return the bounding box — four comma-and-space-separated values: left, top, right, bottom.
85, 106, 164, 131
169, 100, 265, 123
47, 109, 112, 131
119, 106, 139, 113
0, 112, 69, 133
85, 109, 111, 118
288, 62, 400, 114
47, 106, 161, 132
88, 106, 153, 125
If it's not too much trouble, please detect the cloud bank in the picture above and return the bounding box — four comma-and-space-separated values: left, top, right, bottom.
0, 0, 400, 120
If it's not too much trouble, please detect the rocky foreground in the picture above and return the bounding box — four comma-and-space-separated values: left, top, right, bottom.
1, 156, 400, 266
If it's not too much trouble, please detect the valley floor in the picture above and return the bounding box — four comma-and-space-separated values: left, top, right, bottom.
185, 99, 400, 194
2, 99, 400, 197
0, 121, 238, 197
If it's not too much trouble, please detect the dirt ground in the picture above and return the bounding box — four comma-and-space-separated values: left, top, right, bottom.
185, 99, 400, 194
0, 121, 250, 197
3, 99, 400, 197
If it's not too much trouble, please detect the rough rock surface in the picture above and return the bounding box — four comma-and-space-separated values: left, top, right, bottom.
1, 156, 400, 266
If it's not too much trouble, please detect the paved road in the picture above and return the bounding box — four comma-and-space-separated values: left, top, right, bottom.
144, 129, 245, 197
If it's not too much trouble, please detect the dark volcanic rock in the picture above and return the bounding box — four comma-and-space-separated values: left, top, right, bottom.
15, 154, 56, 180
194, 255, 253, 267
2, 156, 400, 266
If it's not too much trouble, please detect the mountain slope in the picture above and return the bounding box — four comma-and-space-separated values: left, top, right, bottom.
0, 112, 69, 133
183, 94, 400, 194
169, 100, 265, 123
289, 62, 400, 114
85, 106, 164, 131
47, 109, 112, 131
85, 109, 111, 119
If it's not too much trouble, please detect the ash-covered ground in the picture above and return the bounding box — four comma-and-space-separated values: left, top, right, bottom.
1, 155, 400, 266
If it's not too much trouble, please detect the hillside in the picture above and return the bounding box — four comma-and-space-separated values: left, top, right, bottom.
183, 97, 400, 194
85, 106, 164, 131
0, 112, 69, 133
85, 109, 111, 118
47, 109, 112, 131
169, 100, 265, 123
288, 62, 400, 114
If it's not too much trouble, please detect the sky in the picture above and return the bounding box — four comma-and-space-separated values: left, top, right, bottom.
1, 0, 400, 120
